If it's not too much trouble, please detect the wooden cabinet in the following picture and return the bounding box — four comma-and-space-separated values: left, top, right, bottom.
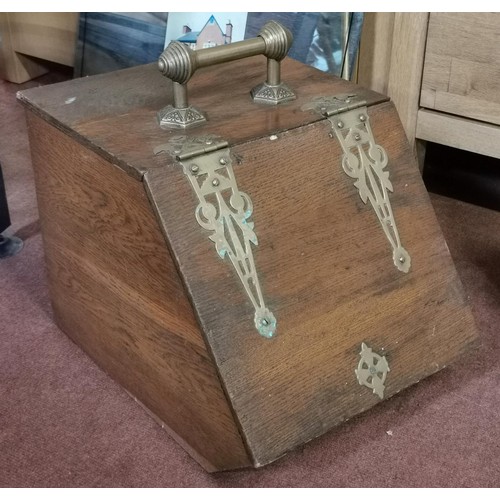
0, 13, 78, 83
359, 13, 500, 165
421, 13, 500, 126
417, 13, 500, 159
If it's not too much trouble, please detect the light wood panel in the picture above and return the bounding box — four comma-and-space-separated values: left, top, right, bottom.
421, 13, 500, 125
357, 13, 429, 164
0, 13, 48, 83
8, 13, 78, 67
358, 13, 395, 96
416, 109, 500, 159
387, 13, 429, 155
0, 13, 78, 83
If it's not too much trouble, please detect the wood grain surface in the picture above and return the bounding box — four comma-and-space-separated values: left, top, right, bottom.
7, 12, 78, 67
357, 13, 429, 160
0, 13, 49, 83
25, 113, 251, 471
358, 13, 395, 96
386, 13, 429, 154
146, 100, 478, 466
421, 13, 500, 126
416, 109, 500, 160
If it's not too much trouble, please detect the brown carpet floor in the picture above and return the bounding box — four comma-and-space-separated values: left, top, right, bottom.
1, 73, 499, 488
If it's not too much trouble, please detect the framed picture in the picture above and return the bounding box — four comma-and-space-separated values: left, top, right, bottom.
164, 13, 248, 50
75, 12, 363, 81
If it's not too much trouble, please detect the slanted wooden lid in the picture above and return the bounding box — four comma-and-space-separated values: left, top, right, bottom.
18, 57, 387, 181
144, 101, 478, 465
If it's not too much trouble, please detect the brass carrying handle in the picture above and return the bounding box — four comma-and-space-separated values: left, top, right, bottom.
157, 21, 296, 129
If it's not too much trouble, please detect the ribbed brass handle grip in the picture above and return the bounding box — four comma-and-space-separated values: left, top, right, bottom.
157, 21, 296, 129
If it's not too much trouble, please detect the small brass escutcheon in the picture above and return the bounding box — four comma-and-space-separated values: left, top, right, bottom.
355, 342, 390, 399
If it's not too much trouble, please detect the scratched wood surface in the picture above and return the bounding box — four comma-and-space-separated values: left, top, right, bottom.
20, 56, 478, 470
146, 100, 478, 466
25, 113, 251, 472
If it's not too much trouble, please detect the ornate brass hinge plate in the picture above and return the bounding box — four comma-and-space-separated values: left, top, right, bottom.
154, 135, 276, 339
304, 95, 411, 273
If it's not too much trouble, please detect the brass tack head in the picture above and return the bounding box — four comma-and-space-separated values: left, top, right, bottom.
205, 139, 213, 145
337, 121, 344, 129
219, 157, 227, 165
354, 133, 361, 141
212, 178, 220, 187
328, 132, 334, 138
359, 114, 366, 122
260, 318, 269, 326
345, 98, 351, 103
399, 256, 405, 263
190, 164, 199, 173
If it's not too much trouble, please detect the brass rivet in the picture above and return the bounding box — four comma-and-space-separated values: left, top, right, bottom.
399, 256, 405, 263
190, 164, 199, 173
212, 178, 220, 187
359, 114, 366, 122
328, 132, 334, 139
205, 139, 213, 145
337, 121, 344, 129
219, 157, 227, 165
354, 133, 361, 141
261, 318, 269, 326
345, 98, 351, 103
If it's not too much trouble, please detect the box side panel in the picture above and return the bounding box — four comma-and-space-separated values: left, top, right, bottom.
148, 100, 478, 466
26, 112, 250, 471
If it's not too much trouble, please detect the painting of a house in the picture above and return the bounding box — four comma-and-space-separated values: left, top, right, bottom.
177, 15, 233, 50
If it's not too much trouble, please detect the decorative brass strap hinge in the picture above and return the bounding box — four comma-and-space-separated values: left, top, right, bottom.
154, 135, 276, 339
303, 95, 411, 273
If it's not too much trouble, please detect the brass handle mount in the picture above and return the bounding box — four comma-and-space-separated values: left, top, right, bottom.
157, 21, 296, 129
